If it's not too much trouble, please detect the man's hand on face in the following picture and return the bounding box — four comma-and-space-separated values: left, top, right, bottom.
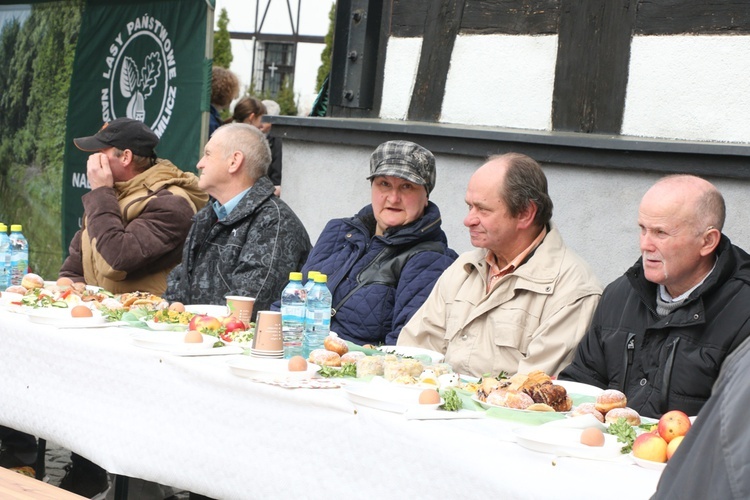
87, 152, 114, 190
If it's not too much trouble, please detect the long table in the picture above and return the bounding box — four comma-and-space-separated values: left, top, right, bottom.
0, 309, 662, 499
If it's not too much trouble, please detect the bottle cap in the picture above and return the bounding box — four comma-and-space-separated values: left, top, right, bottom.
314, 273, 328, 283
306, 270, 320, 281
0, 223, 6, 232
289, 271, 303, 281
10, 224, 22, 232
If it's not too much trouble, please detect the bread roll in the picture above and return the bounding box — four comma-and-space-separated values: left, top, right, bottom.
21, 273, 44, 290
604, 407, 641, 426
570, 402, 605, 422
308, 349, 341, 367
323, 332, 348, 356
5, 285, 28, 295
340, 351, 366, 365
595, 389, 627, 413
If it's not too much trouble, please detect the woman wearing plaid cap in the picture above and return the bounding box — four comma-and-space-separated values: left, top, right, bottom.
300, 140, 458, 346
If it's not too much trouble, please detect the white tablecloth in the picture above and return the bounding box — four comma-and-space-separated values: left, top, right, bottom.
0, 309, 661, 499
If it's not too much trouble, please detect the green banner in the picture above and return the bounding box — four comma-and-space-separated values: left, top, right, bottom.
62, 0, 212, 253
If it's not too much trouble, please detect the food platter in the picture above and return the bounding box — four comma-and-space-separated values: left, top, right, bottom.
227, 357, 320, 381
24, 306, 108, 328
343, 383, 443, 413
130, 331, 217, 353
514, 426, 624, 461
377, 345, 445, 363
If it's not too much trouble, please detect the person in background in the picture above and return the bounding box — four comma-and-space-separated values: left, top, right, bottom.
559, 175, 750, 418
165, 123, 311, 315
300, 140, 457, 346
260, 99, 283, 197
209, 66, 239, 137
398, 153, 602, 378
651, 333, 750, 498
228, 96, 266, 129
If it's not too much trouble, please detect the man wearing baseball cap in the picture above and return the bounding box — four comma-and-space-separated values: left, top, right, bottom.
60, 117, 207, 294
398, 153, 602, 379
297, 140, 458, 346
55, 117, 208, 496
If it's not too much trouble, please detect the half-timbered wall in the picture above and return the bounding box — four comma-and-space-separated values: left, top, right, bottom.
378, 0, 750, 143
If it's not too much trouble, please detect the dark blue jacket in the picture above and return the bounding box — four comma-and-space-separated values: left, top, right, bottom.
302, 202, 458, 346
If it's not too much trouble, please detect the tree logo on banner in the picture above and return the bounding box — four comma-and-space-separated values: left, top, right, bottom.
100, 14, 177, 137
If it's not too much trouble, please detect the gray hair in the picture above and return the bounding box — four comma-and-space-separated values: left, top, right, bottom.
697, 187, 726, 232
489, 152, 553, 228
216, 123, 271, 181
262, 99, 281, 116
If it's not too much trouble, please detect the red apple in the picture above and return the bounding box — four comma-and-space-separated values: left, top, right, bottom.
657, 410, 691, 443
188, 314, 222, 332
632, 432, 668, 463
220, 315, 247, 333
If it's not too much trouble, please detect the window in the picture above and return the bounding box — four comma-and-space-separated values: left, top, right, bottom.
254, 41, 295, 96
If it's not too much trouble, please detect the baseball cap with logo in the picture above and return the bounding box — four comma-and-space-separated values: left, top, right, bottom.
74, 118, 159, 158
367, 140, 436, 194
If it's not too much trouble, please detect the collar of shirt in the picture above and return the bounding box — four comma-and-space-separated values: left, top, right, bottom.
485, 226, 547, 293
658, 256, 718, 302
211, 187, 251, 221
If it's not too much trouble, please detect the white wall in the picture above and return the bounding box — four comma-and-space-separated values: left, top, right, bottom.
280, 140, 750, 288
380, 33, 750, 145
622, 35, 750, 143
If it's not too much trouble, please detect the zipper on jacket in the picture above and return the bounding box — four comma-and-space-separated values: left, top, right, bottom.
620, 333, 636, 393
660, 337, 680, 414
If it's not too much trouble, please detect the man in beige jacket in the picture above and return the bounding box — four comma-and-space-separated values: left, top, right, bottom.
397, 153, 602, 378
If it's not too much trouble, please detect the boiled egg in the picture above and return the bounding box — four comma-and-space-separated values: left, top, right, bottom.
70, 305, 93, 318
184, 330, 203, 343
288, 356, 308, 372
169, 302, 185, 312
580, 427, 605, 447
418, 389, 441, 405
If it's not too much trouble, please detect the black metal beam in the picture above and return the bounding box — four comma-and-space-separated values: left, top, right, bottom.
270, 116, 750, 179
228, 31, 325, 43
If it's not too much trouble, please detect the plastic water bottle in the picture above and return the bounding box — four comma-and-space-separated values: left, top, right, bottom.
303, 273, 332, 357
9, 224, 28, 286
0, 223, 10, 289
280, 272, 306, 358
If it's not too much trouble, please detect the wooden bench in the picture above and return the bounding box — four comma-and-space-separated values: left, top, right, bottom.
0, 466, 84, 499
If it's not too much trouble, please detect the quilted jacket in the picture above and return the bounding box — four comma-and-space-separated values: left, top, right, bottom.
559, 235, 750, 418
165, 176, 311, 317
302, 202, 458, 346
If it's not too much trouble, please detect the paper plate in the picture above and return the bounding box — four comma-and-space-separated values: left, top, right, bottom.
24, 306, 107, 327
131, 331, 217, 353
514, 426, 624, 461
227, 357, 320, 380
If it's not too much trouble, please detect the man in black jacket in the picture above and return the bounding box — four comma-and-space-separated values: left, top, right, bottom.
559, 175, 750, 418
